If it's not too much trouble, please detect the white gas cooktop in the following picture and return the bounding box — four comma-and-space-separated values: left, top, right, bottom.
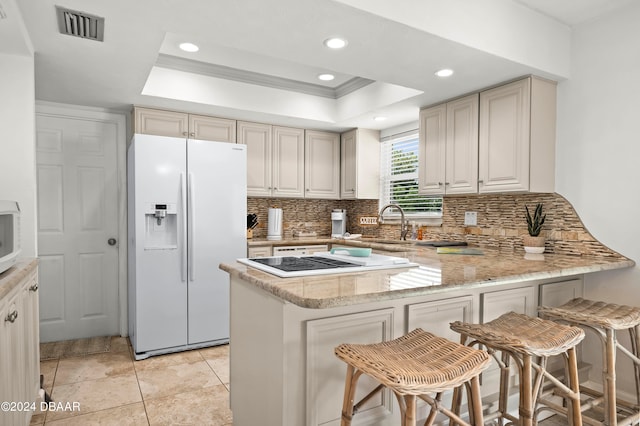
237, 252, 418, 278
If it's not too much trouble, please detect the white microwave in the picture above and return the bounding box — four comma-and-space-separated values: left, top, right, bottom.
0, 200, 21, 275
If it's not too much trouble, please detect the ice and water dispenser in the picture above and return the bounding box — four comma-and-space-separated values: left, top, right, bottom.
144, 203, 177, 249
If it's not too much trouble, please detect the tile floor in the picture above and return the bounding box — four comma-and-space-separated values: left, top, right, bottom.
31, 337, 231, 425
30, 337, 567, 425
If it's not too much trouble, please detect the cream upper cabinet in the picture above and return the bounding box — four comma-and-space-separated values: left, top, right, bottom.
419, 94, 478, 195
240, 122, 305, 198
340, 128, 380, 199
478, 77, 556, 193
239, 121, 272, 197
188, 114, 236, 142
133, 107, 236, 142
272, 126, 305, 198
305, 130, 340, 199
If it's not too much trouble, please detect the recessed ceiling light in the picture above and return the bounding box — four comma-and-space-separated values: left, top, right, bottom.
373, 116, 387, 122
435, 68, 454, 78
179, 42, 199, 53
318, 73, 335, 81
323, 37, 347, 49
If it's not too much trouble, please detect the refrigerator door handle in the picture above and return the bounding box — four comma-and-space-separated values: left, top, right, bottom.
180, 172, 187, 282
188, 172, 195, 281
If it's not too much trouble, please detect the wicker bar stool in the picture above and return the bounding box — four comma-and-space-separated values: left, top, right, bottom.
450, 311, 586, 426
539, 298, 640, 425
334, 328, 491, 426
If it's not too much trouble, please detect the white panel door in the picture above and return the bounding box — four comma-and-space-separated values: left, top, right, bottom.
36, 115, 119, 342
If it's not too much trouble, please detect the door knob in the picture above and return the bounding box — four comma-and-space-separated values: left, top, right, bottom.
108, 238, 117, 246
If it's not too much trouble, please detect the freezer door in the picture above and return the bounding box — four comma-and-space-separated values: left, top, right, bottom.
187, 139, 246, 344
130, 134, 188, 353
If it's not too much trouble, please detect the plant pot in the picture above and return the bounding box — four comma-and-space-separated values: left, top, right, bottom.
523, 235, 545, 253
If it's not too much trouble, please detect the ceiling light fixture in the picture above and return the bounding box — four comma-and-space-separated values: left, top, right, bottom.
318, 73, 335, 81
179, 42, 199, 53
373, 116, 387, 122
323, 37, 347, 49
435, 68, 454, 78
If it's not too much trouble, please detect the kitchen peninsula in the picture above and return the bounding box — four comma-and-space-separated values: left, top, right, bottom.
220, 242, 634, 426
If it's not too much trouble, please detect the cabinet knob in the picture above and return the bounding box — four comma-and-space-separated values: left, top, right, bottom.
478, 180, 484, 185
438, 182, 443, 186
5, 310, 18, 323
445, 182, 450, 186
29, 283, 38, 292
189, 132, 195, 137
306, 189, 310, 191
182, 132, 189, 136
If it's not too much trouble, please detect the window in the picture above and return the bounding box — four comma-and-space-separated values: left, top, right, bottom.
379, 132, 442, 219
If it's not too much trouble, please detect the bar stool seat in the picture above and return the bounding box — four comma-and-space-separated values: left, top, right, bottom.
335, 328, 491, 426
539, 298, 640, 425
450, 311, 586, 426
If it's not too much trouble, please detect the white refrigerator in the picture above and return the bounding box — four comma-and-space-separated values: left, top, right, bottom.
127, 134, 246, 360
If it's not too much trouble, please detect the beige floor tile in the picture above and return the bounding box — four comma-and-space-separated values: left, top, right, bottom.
200, 345, 230, 385
43, 402, 148, 426
54, 351, 134, 385
145, 385, 232, 426
110, 336, 131, 353
46, 374, 142, 422
133, 349, 203, 372
137, 360, 222, 400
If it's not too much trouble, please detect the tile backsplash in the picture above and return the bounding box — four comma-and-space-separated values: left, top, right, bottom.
247, 193, 622, 258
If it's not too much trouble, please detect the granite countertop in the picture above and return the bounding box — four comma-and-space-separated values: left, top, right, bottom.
221, 244, 635, 309
0, 258, 39, 300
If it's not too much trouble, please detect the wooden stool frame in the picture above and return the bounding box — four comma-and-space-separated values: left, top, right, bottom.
335, 328, 490, 426
540, 298, 640, 426
451, 312, 585, 426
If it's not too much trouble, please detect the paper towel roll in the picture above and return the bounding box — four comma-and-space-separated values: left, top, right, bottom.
267, 208, 283, 241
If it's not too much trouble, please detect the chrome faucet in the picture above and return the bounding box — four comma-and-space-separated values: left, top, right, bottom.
378, 204, 409, 240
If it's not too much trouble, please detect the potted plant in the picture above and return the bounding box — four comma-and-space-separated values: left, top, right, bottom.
523, 203, 546, 253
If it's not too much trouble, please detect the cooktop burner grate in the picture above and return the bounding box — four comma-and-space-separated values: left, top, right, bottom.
248, 256, 359, 272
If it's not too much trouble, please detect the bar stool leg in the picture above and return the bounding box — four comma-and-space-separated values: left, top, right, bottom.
469, 375, 484, 426
520, 354, 534, 426
498, 351, 511, 423
630, 325, 640, 407
403, 394, 417, 426
566, 346, 583, 426
340, 365, 360, 426
605, 328, 618, 426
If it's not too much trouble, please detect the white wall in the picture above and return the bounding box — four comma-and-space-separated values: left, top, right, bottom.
0, 52, 36, 258
556, 2, 640, 393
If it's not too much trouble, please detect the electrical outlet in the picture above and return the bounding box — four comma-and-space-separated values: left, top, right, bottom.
359, 216, 378, 225
464, 211, 477, 226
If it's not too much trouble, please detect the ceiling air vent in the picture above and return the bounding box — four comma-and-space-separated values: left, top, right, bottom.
56, 6, 104, 41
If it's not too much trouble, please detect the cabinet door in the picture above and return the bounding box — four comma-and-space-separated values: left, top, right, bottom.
407, 296, 473, 342
133, 107, 189, 138
418, 104, 447, 195
306, 309, 394, 426
247, 246, 272, 258
305, 130, 340, 199
23, 273, 40, 407
239, 121, 273, 197
340, 129, 357, 199
0, 288, 25, 426
189, 114, 236, 143
479, 78, 531, 193
482, 286, 536, 322
446, 94, 478, 194
272, 126, 304, 198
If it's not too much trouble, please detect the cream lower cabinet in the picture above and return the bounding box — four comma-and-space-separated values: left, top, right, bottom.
241, 122, 305, 198
305, 130, 340, 199
419, 94, 479, 195
133, 107, 236, 142
306, 309, 394, 426
340, 129, 380, 199
407, 295, 474, 341
247, 245, 272, 258
478, 77, 556, 193
0, 266, 40, 426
